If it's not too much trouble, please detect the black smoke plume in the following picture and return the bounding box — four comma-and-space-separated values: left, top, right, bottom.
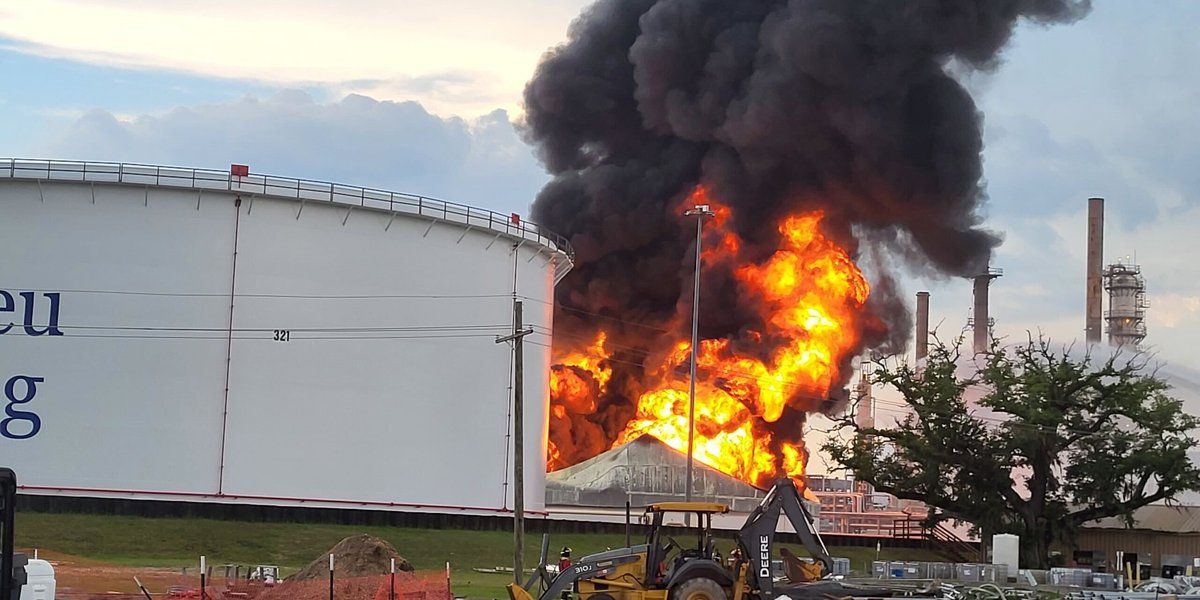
527, 0, 1090, 470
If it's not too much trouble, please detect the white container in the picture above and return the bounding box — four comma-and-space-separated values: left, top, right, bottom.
1088, 572, 1116, 589
1049, 567, 1091, 587
924, 562, 954, 579
20, 558, 55, 600
992, 534, 1019, 577
872, 561, 887, 578
831, 557, 851, 576
956, 563, 982, 582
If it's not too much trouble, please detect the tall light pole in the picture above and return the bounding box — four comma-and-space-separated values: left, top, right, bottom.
683, 203, 714, 506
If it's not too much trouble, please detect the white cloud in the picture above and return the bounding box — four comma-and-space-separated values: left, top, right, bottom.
10, 0, 1200, 372
40, 91, 549, 215
0, 0, 590, 116
1151, 294, 1200, 329
931, 198, 1198, 369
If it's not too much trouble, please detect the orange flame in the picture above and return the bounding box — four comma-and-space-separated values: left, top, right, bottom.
546, 332, 613, 471
548, 186, 870, 488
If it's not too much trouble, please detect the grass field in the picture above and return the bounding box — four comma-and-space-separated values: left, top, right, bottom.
15, 512, 950, 598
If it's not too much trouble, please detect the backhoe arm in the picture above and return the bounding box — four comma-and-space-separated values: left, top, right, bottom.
507, 554, 641, 600
736, 479, 833, 600
776, 482, 833, 575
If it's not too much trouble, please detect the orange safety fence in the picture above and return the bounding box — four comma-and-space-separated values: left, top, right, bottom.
175, 571, 449, 600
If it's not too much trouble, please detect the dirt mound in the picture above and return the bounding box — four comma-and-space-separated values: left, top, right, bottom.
290, 534, 413, 581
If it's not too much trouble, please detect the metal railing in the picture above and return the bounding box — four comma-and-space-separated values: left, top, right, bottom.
892, 517, 980, 563
0, 158, 574, 263
1104, 308, 1146, 319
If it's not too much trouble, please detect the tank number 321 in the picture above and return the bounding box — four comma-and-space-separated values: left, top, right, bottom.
273, 330, 291, 342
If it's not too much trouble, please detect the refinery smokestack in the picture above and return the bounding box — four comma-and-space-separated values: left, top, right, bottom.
855, 365, 874, 430
915, 291, 930, 362
973, 270, 1002, 354
1086, 197, 1105, 344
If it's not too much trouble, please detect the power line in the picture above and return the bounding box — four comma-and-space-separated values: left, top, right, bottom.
239, 292, 510, 300
4, 286, 512, 300
538, 330, 1026, 415
528, 326, 656, 358
9, 290, 1148, 440
531, 338, 840, 403
60, 333, 230, 340
517, 295, 672, 332
532, 339, 1136, 440
277, 333, 504, 341
541, 336, 1141, 438
861, 394, 1142, 439
537, 326, 885, 394
530, 330, 851, 395
53, 332, 503, 341
48, 323, 510, 334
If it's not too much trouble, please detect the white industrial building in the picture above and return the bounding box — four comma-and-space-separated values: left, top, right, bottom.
0, 158, 572, 515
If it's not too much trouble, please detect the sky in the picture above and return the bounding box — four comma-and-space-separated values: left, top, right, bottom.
3, 1, 1199, 459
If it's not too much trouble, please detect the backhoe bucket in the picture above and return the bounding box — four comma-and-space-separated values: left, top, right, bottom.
797, 562, 823, 582
507, 582, 537, 600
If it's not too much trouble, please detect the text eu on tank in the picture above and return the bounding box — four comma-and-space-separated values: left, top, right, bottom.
0, 290, 62, 336
1, 289, 58, 440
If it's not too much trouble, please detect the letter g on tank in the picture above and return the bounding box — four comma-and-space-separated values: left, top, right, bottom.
3, 375, 43, 440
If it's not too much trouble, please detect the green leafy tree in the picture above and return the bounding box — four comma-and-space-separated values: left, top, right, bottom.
824, 336, 1200, 568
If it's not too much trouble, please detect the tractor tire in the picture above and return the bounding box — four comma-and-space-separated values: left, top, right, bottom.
672, 577, 726, 600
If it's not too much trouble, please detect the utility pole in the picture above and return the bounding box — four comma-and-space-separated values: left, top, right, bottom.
496, 300, 533, 584
683, 204, 714, 509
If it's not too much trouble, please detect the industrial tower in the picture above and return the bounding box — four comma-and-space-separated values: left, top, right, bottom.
969, 268, 1003, 354
855, 362, 874, 430
1104, 261, 1148, 347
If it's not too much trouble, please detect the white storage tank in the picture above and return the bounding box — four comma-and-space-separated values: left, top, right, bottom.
20, 559, 55, 600
0, 159, 572, 514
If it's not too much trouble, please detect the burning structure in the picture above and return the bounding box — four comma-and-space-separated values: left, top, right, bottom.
546, 434, 768, 511
526, 0, 1091, 492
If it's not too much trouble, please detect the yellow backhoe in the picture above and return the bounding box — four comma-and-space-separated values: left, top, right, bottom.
509, 478, 842, 600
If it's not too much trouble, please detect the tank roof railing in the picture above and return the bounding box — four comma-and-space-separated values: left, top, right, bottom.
0, 158, 574, 264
